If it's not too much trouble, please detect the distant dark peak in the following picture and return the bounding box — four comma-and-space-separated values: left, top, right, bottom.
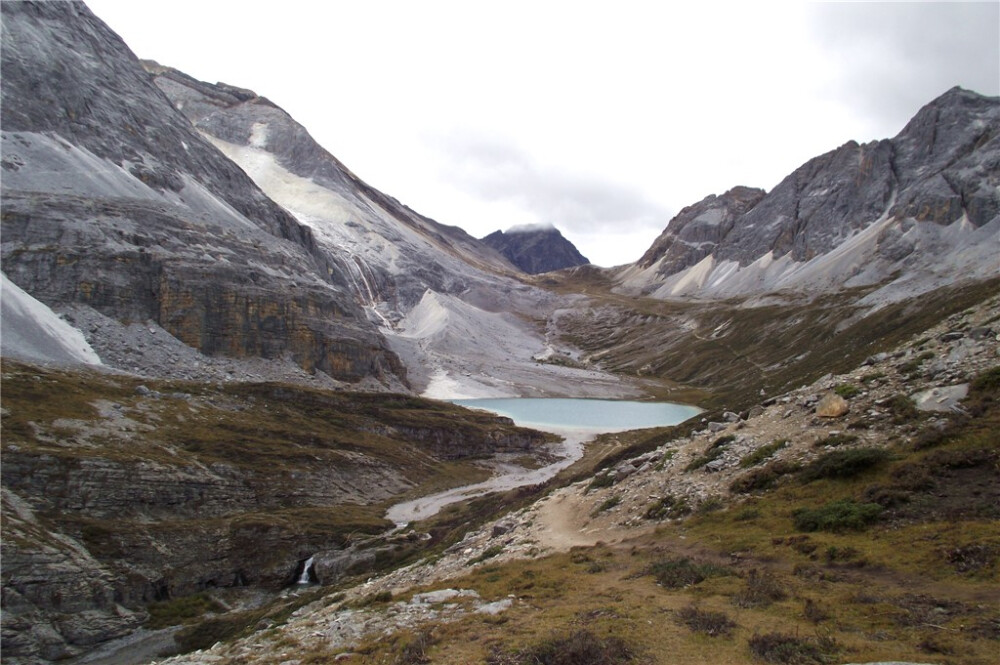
480, 226, 589, 274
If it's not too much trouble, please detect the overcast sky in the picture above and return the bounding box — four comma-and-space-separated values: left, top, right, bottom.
86, 0, 999, 267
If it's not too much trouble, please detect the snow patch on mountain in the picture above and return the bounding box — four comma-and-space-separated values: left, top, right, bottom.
1, 273, 102, 366
387, 289, 637, 400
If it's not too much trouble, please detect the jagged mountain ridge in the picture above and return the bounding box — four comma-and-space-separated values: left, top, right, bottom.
0, 1, 403, 385
480, 226, 590, 274
619, 87, 1000, 301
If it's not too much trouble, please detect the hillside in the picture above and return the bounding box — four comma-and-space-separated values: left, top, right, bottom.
1, 2, 998, 664
131, 292, 1000, 665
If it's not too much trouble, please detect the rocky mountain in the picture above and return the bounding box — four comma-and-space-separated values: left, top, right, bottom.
141, 63, 632, 400
144, 61, 520, 318
480, 225, 591, 274
0, 1, 403, 387
618, 87, 1000, 302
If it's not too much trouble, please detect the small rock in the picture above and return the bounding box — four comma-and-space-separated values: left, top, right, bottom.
491, 522, 514, 538
723, 411, 742, 423
815, 393, 849, 418
939, 331, 965, 342
708, 421, 728, 433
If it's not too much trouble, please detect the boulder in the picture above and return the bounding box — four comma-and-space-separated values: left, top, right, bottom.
815, 393, 849, 418
911, 384, 969, 412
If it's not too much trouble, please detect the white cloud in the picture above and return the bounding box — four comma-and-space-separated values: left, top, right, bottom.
86, 0, 1000, 267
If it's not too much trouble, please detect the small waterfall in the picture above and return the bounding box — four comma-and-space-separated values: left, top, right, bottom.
296, 556, 315, 585
335, 247, 393, 329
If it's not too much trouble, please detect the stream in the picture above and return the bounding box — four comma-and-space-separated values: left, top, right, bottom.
386, 398, 702, 525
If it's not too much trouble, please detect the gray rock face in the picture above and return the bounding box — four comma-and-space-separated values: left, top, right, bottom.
0, 1, 403, 384
145, 62, 521, 317
480, 227, 590, 274
637, 186, 766, 275
628, 87, 1000, 297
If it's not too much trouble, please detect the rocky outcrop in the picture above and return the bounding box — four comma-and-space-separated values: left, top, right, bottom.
481, 226, 590, 274
0, 1, 403, 384
623, 87, 1000, 299
636, 186, 766, 275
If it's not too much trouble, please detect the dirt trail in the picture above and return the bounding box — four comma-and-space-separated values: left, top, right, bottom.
530, 485, 657, 550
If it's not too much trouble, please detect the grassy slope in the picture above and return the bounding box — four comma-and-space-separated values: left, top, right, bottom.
344, 366, 999, 665
0, 361, 549, 590
545, 273, 1000, 411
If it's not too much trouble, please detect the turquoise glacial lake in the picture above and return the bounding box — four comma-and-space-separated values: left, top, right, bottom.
451, 398, 702, 433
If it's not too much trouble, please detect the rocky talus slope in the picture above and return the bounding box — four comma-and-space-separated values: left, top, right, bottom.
151, 296, 999, 664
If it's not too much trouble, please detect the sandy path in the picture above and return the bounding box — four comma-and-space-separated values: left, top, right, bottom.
530, 485, 657, 550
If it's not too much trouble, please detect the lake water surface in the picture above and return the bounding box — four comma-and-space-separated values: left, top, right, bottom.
451, 397, 702, 433
386, 398, 700, 525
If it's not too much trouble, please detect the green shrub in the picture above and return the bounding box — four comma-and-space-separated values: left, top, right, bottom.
739, 439, 788, 468
885, 393, 920, 424
834, 384, 861, 399
813, 433, 858, 448
732, 568, 787, 608
685, 435, 735, 472
591, 495, 621, 516
675, 605, 736, 637
146, 592, 227, 629
643, 495, 690, 520
648, 557, 729, 589
730, 460, 799, 494
586, 473, 615, 492
799, 448, 890, 482
971, 366, 1000, 393
747, 631, 838, 664
467, 545, 504, 566
793, 499, 883, 532
486, 628, 635, 665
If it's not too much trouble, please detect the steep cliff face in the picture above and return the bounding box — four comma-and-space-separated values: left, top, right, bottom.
0, 1, 403, 384
621, 87, 1000, 300
481, 226, 590, 274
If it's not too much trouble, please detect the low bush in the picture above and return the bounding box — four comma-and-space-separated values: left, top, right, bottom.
730, 460, 799, 494
799, 448, 890, 482
586, 473, 615, 492
732, 568, 787, 608
591, 495, 621, 516
467, 545, 504, 566
675, 605, 736, 637
834, 383, 861, 399
813, 433, 858, 448
643, 494, 690, 520
793, 499, 883, 532
146, 592, 227, 629
739, 439, 788, 468
648, 557, 730, 589
885, 393, 921, 424
747, 631, 838, 664
486, 628, 636, 665
685, 435, 735, 472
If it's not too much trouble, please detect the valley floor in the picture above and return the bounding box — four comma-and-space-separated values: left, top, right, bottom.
148, 296, 1000, 664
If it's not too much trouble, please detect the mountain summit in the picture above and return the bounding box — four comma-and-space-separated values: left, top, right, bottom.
620, 86, 999, 302
481, 225, 590, 274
